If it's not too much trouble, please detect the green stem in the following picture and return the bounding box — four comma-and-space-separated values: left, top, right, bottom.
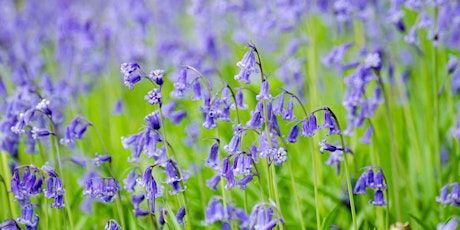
0, 175, 13, 219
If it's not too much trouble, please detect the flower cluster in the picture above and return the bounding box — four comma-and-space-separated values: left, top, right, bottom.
83, 177, 119, 203
436, 183, 460, 206
202, 197, 249, 229
353, 167, 388, 206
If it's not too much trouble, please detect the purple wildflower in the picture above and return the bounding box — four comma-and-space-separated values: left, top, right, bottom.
235, 48, 259, 84
148, 69, 165, 86
256, 81, 273, 101
371, 190, 387, 206
287, 124, 299, 143
282, 99, 296, 121
176, 206, 186, 226
171, 69, 188, 98
104, 219, 121, 230
144, 88, 162, 105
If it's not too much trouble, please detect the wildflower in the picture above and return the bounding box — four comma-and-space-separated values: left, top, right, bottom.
112, 99, 123, 115
234, 89, 248, 110
256, 81, 273, 101
206, 142, 220, 170
121, 63, 141, 90
16, 204, 39, 230
165, 160, 185, 194
123, 170, 137, 193
273, 92, 285, 115
353, 172, 367, 194
104, 219, 121, 230
206, 174, 221, 190
191, 80, 202, 100
60, 117, 91, 145
83, 177, 119, 203
273, 147, 287, 166
287, 124, 299, 143
144, 111, 161, 130
35, 99, 52, 116
323, 110, 340, 135
176, 206, 186, 226
31, 128, 55, 139
93, 154, 112, 167
131, 194, 148, 217
282, 99, 296, 121
144, 88, 162, 105
148, 69, 165, 86
203, 109, 217, 129
169, 110, 187, 124
364, 52, 382, 70
371, 190, 387, 206
447, 55, 458, 75
360, 125, 373, 144
0, 219, 21, 230
235, 48, 259, 84
437, 218, 459, 230
171, 69, 188, 98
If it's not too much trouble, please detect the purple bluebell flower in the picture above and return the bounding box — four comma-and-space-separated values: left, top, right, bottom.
364, 52, 382, 70
206, 142, 220, 171
371, 169, 387, 190
234, 89, 248, 110
235, 48, 259, 84
0, 219, 20, 230
203, 109, 217, 129
282, 99, 296, 121
165, 160, 185, 195
371, 190, 387, 206
16, 204, 39, 230
287, 125, 299, 143
159, 208, 168, 226
239, 175, 253, 190
60, 116, 91, 145
112, 99, 123, 115
121, 63, 141, 90
224, 171, 237, 190
437, 184, 451, 205
353, 172, 367, 194
323, 110, 340, 135
366, 169, 375, 188
246, 111, 263, 129
123, 170, 137, 193
176, 206, 186, 226
360, 125, 373, 144
256, 81, 273, 101
191, 80, 202, 100
269, 113, 281, 137
148, 69, 165, 86
325, 149, 343, 175
224, 135, 240, 153
104, 219, 121, 230
273, 92, 285, 115
11, 167, 43, 202
144, 88, 162, 105
144, 111, 161, 130
83, 177, 119, 203
301, 114, 319, 137
169, 110, 187, 124
35, 99, 52, 116
171, 69, 188, 98
437, 218, 459, 230
93, 154, 111, 167
30, 128, 55, 139
273, 148, 287, 166
131, 194, 148, 217
206, 174, 221, 191
447, 54, 458, 74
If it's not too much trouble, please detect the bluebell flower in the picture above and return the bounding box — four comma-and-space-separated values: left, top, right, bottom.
0, 219, 21, 230
235, 48, 259, 84
256, 81, 273, 101
104, 219, 121, 230
437, 217, 459, 230
273, 148, 287, 166
206, 174, 221, 191
121, 62, 141, 90
60, 116, 91, 145
83, 177, 119, 203
353, 172, 367, 194
203, 109, 217, 129
159, 208, 168, 226
282, 99, 296, 121
224, 133, 241, 154
16, 204, 39, 230
93, 154, 112, 167
191, 80, 202, 100
206, 141, 220, 171
239, 175, 253, 190
234, 89, 248, 110
176, 206, 186, 226
246, 111, 263, 129
287, 124, 299, 143
131, 194, 148, 217
30, 128, 55, 139
447, 54, 458, 74
169, 110, 187, 124
112, 99, 123, 115
123, 170, 137, 193
371, 190, 387, 206
171, 69, 188, 98
144, 111, 161, 130
323, 110, 340, 135
360, 125, 373, 144
35, 99, 52, 116
273, 92, 284, 115
144, 88, 162, 105
148, 69, 165, 86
